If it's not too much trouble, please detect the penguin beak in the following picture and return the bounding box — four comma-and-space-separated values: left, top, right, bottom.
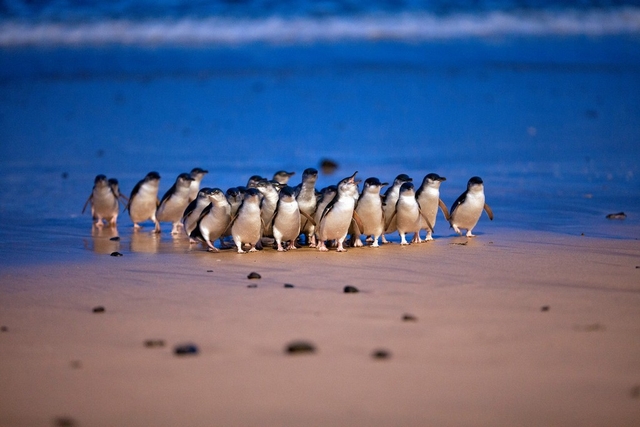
439, 177, 447, 182
381, 182, 389, 187
348, 171, 358, 183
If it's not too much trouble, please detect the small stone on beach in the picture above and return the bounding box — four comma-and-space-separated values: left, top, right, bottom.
371, 349, 391, 360
247, 284, 258, 288
284, 283, 295, 288
92, 306, 105, 313
541, 305, 550, 312
344, 285, 359, 293
630, 385, 640, 399
207, 270, 213, 272
110, 251, 123, 257
285, 341, 316, 354
53, 416, 76, 427
402, 314, 417, 322
174, 344, 199, 356
0, 326, 7, 332
247, 272, 261, 279
144, 339, 165, 348
70, 360, 82, 369
109, 236, 120, 241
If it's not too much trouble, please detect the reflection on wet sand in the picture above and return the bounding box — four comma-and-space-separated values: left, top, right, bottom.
89, 225, 120, 254
130, 231, 160, 253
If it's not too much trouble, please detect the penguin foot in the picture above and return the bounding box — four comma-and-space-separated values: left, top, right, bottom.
317, 242, 328, 252
452, 225, 462, 235
466, 231, 476, 237
248, 247, 258, 252
287, 242, 297, 250
207, 247, 219, 253
425, 234, 434, 241
352, 238, 363, 248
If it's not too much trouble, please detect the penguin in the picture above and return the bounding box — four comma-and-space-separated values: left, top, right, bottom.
272, 170, 296, 185
108, 178, 129, 208
246, 175, 265, 189
351, 177, 388, 247
83, 174, 119, 228
449, 176, 494, 237
226, 187, 245, 218
313, 185, 337, 232
272, 186, 302, 251
255, 179, 280, 238
230, 188, 263, 253
316, 171, 361, 252
415, 173, 450, 241
126, 171, 161, 232
191, 188, 231, 252
295, 168, 319, 247
394, 182, 429, 245
188, 167, 208, 202
382, 173, 412, 243
156, 173, 195, 235
182, 187, 214, 241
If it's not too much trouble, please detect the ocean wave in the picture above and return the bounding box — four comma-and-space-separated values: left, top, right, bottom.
1, 8, 640, 46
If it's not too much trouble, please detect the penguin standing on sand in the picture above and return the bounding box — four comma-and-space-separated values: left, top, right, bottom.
382, 174, 412, 243
226, 187, 245, 218
255, 179, 280, 238
272, 170, 296, 185
295, 168, 319, 247
230, 188, 263, 253
351, 177, 388, 247
394, 182, 431, 245
192, 188, 231, 252
127, 171, 161, 232
156, 173, 195, 234
449, 176, 493, 237
313, 185, 337, 231
182, 187, 214, 241
415, 173, 449, 241
272, 186, 302, 252
108, 178, 129, 207
83, 174, 120, 227
316, 171, 361, 252
188, 167, 208, 202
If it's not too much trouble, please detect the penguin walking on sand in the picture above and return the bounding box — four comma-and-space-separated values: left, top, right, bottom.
394, 182, 433, 245
83, 174, 120, 228
230, 188, 263, 253
351, 177, 388, 247
182, 187, 214, 241
416, 173, 450, 241
449, 176, 494, 237
272, 186, 302, 252
156, 173, 195, 234
382, 174, 412, 243
127, 171, 161, 232
295, 168, 319, 247
316, 172, 362, 252
192, 188, 231, 252
188, 168, 208, 202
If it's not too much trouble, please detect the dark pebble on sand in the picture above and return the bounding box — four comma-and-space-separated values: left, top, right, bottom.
247, 284, 258, 288
174, 344, 199, 356
402, 314, 417, 322
70, 360, 82, 369
284, 283, 295, 288
207, 270, 213, 272
319, 158, 339, 174
53, 416, 76, 427
109, 236, 120, 241
247, 272, 261, 279
630, 385, 640, 399
344, 285, 359, 293
144, 339, 165, 348
285, 341, 316, 354
606, 212, 626, 220
371, 349, 391, 360
92, 306, 105, 313
1, 325, 7, 332
541, 305, 550, 312
110, 251, 123, 257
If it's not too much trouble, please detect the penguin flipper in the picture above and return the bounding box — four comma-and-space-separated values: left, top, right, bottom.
300, 210, 316, 227
449, 192, 467, 218
351, 210, 364, 234
484, 203, 494, 221
419, 209, 435, 233
320, 193, 339, 222
82, 195, 92, 214
438, 198, 451, 221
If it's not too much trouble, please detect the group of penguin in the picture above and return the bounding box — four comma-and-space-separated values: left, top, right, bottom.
84, 167, 493, 253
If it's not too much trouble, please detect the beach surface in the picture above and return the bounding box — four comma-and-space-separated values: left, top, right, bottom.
1, 27, 640, 426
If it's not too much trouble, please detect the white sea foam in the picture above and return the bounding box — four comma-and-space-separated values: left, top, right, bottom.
1, 8, 640, 46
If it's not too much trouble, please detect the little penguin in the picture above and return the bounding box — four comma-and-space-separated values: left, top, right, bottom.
394, 182, 428, 245
182, 187, 214, 241
246, 175, 265, 189
192, 188, 231, 252
255, 179, 280, 238
272, 170, 296, 185
108, 178, 129, 207
226, 187, 245, 218
272, 186, 302, 251
316, 171, 361, 252
382, 173, 412, 242
83, 174, 119, 228
415, 173, 450, 241
313, 185, 337, 231
449, 176, 494, 237
188, 167, 208, 202
230, 188, 263, 253
295, 168, 319, 247
156, 173, 195, 234
351, 177, 388, 247
126, 171, 161, 232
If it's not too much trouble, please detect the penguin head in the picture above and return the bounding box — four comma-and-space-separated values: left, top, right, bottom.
302, 168, 318, 183
422, 173, 446, 188
363, 177, 388, 193
394, 174, 412, 185
144, 171, 161, 182
107, 178, 120, 194
399, 181, 415, 196
198, 187, 215, 199
256, 179, 277, 196
226, 187, 240, 199
206, 187, 227, 204
176, 173, 195, 188
273, 170, 295, 184
337, 171, 360, 197
246, 175, 264, 188
190, 167, 208, 180
94, 174, 108, 184
279, 186, 297, 201
467, 176, 484, 192
244, 187, 263, 203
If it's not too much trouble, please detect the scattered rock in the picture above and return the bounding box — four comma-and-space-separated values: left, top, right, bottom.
174, 344, 199, 356
109, 236, 120, 241
53, 416, 76, 427
284, 283, 295, 288
144, 339, 165, 348
285, 340, 316, 355
92, 306, 105, 313
344, 285, 359, 293
247, 284, 258, 288
319, 158, 339, 175
206, 270, 213, 273
402, 314, 417, 322
371, 349, 391, 360
450, 241, 468, 246
0, 325, 7, 332
541, 305, 550, 312
630, 385, 640, 399
606, 212, 626, 220
247, 272, 261, 279
110, 251, 123, 257
70, 360, 82, 369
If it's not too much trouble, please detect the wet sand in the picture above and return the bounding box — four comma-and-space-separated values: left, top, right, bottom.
1, 229, 639, 426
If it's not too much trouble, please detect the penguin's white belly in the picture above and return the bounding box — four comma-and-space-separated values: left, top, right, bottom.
319, 201, 355, 240
452, 193, 485, 229
273, 204, 300, 241
396, 203, 421, 234
417, 192, 439, 229
200, 207, 230, 240
232, 206, 262, 243
130, 186, 157, 222
157, 193, 189, 222
356, 198, 384, 235
93, 189, 118, 219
